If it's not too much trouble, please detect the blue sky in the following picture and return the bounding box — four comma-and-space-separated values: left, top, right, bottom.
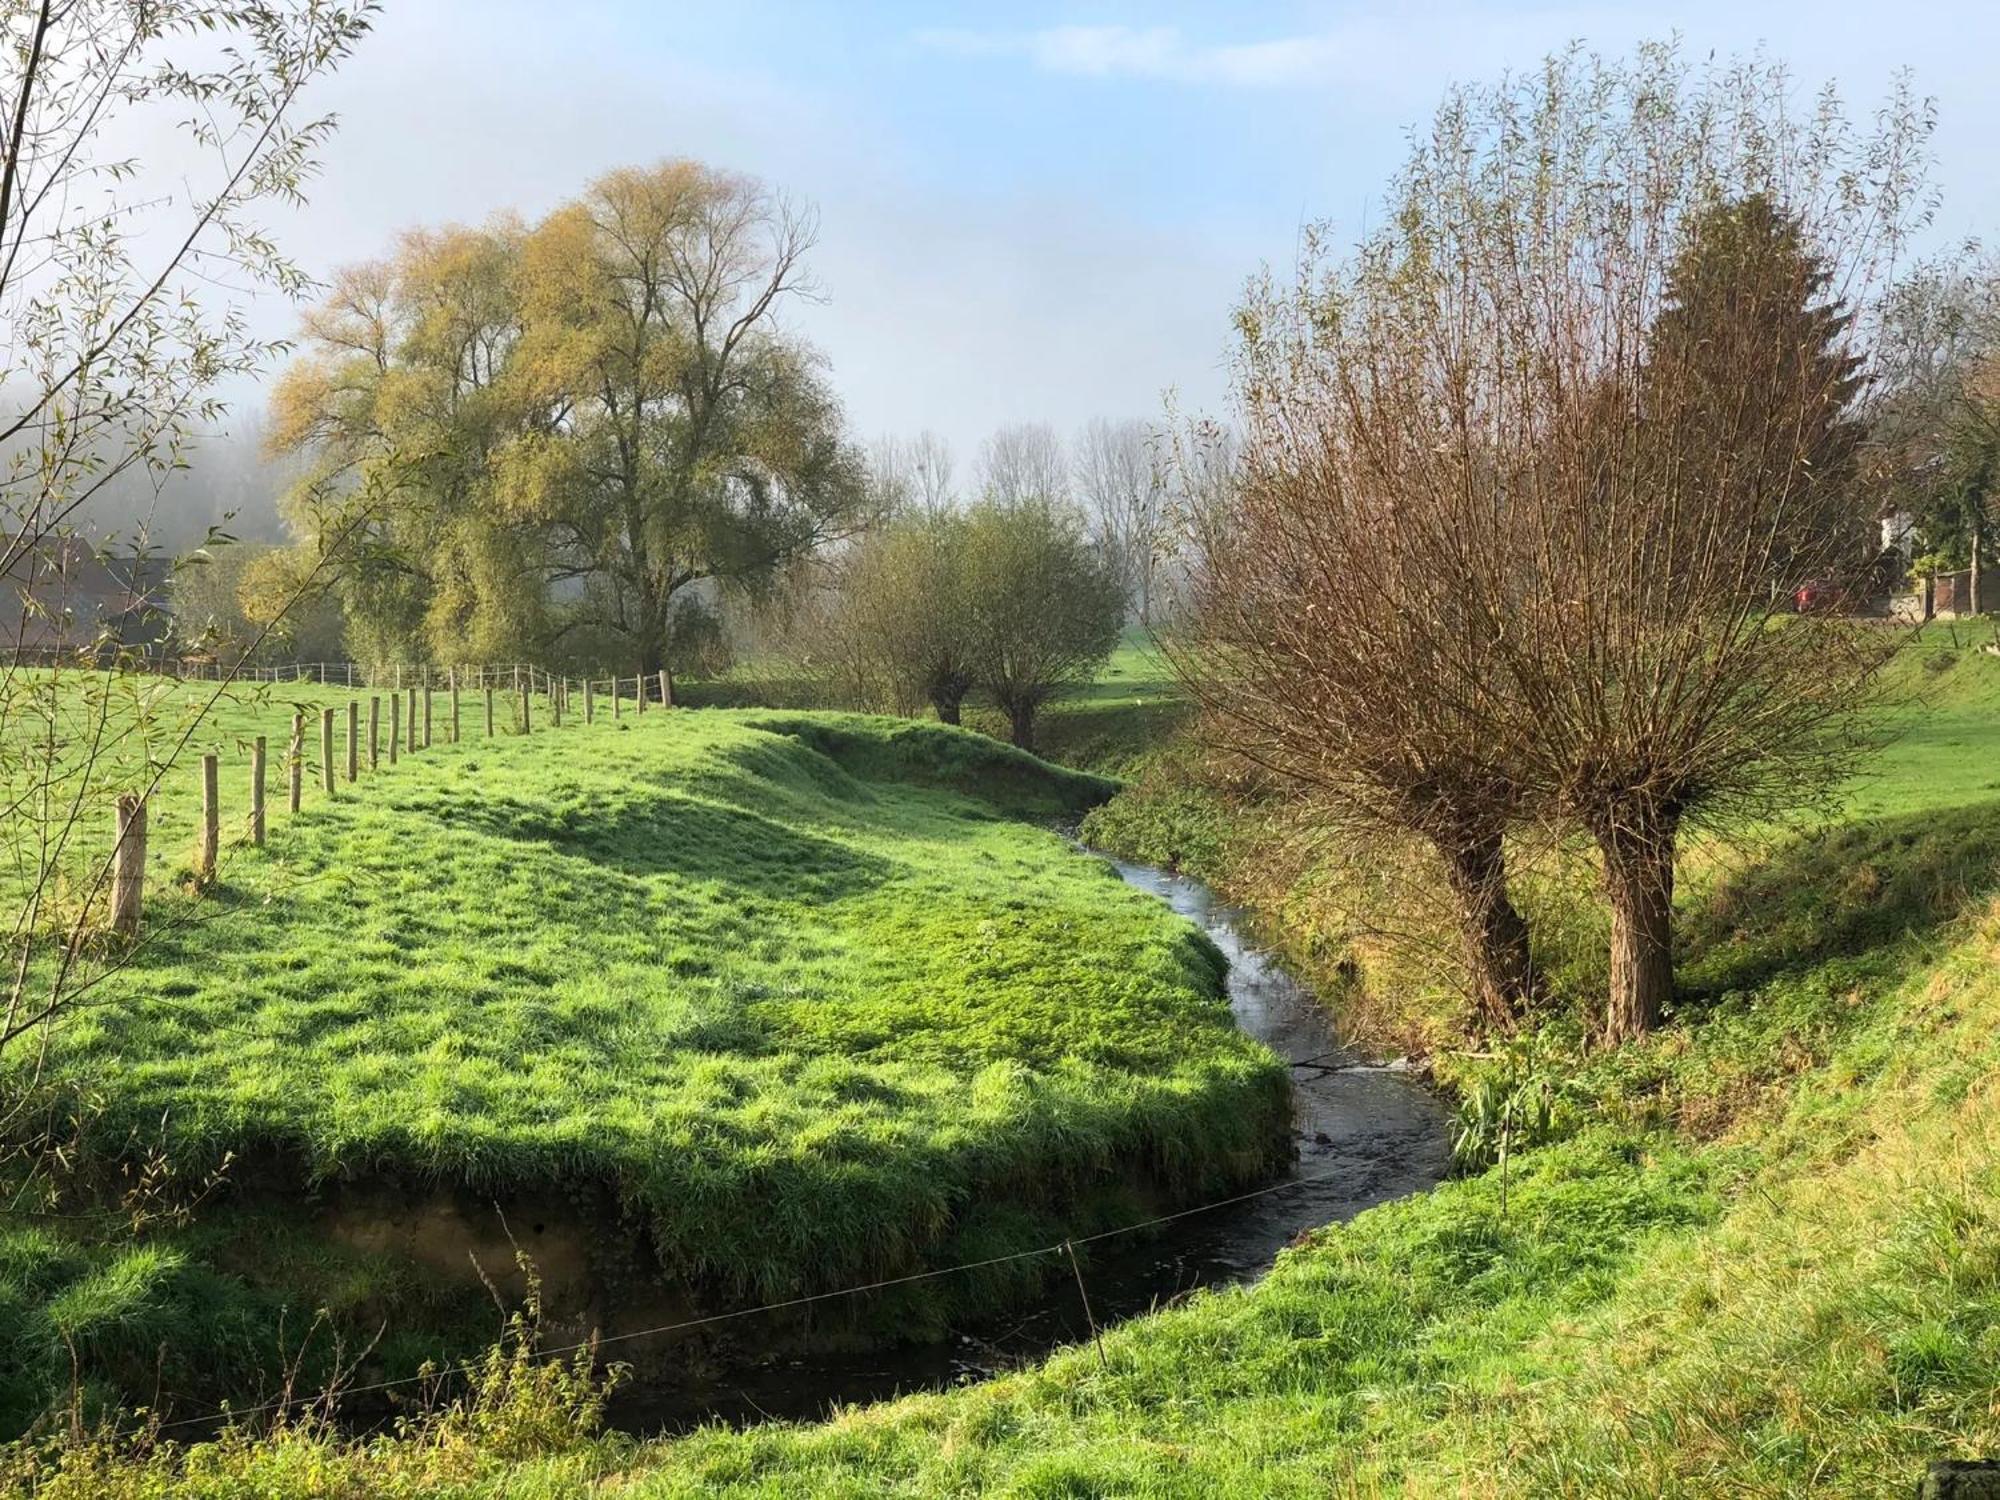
267, 1, 2000, 466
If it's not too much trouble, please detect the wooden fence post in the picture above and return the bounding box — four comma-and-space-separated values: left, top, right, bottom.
638, 673, 646, 715
552, 681, 563, 729
389, 694, 401, 765
485, 685, 495, 737
369, 696, 381, 770
346, 701, 359, 782
658, 669, 671, 709
111, 794, 147, 938
407, 686, 418, 752
289, 713, 305, 812
520, 685, 531, 734
450, 669, 461, 743
251, 737, 267, 846
320, 709, 336, 795
613, 679, 621, 721
197, 753, 219, 883
584, 679, 594, 725
422, 683, 433, 749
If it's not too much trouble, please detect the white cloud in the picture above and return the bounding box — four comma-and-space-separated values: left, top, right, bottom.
912, 23, 1352, 88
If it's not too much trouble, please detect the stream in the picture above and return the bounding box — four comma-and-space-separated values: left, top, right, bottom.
608, 856, 1452, 1433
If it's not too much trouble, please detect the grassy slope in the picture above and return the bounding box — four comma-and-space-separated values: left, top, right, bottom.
0, 703, 1288, 1432
16, 630, 2000, 1495
0, 673, 395, 904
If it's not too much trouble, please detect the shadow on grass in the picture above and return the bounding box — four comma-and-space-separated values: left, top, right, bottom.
451, 791, 895, 902
1680, 798, 2000, 1001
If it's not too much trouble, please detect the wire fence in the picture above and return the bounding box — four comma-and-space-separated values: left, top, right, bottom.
9, 645, 679, 707
96, 660, 673, 939
150, 1158, 1372, 1436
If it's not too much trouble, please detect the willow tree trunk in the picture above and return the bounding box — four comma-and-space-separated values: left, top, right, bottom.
1007, 703, 1036, 751
1435, 827, 1536, 1029
1596, 808, 1679, 1042
932, 695, 962, 726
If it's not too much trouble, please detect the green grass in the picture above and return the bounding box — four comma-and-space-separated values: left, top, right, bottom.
0, 700, 1287, 1431
14, 630, 2000, 1494
0, 671, 398, 908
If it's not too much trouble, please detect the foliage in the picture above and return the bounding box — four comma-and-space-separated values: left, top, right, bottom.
822, 509, 977, 720
961, 496, 1126, 751
269, 162, 872, 678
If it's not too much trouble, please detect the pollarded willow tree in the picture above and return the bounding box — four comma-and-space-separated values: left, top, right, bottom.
1175, 259, 1545, 1028
1180, 43, 1927, 1039
832, 509, 977, 722
962, 495, 1126, 752
272, 161, 872, 686
1438, 49, 1924, 1039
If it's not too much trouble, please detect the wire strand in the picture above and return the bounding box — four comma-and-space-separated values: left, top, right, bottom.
150, 1158, 1381, 1435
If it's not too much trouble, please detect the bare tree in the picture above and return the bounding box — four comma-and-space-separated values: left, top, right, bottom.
1175, 287, 1543, 1027
976, 422, 1069, 506
870, 430, 958, 518
1074, 417, 1167, 621
1386, 46, 1925, 1039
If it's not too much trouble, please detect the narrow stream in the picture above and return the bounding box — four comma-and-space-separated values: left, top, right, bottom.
609, 856, 1451, 1433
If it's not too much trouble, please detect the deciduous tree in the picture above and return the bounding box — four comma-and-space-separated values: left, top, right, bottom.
963, 497, 1124, 751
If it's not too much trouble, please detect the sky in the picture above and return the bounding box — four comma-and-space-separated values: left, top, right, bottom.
237, 0, 2000, 468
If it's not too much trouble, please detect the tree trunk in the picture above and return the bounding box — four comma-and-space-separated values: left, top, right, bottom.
1007, 703, 1036, 752
1596, 808, 1679, 1042
1435, 827, 1535, 1029
933, 695, 962, 726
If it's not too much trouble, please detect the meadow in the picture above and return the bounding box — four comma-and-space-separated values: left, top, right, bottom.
9, 626, 1996, 1495
0, 697, 1288, 1434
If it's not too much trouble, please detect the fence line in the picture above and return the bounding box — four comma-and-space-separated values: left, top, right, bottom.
99, 663, 671, 938
150, 1157, 1359, 1436
11, 647, 680, 708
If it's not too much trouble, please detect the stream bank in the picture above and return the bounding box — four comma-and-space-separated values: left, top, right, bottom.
606, 855, 1451, 1433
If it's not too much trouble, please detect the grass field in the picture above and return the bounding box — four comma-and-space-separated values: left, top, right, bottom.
687, 626, 1189, 777
13, 628, 2000, 1495
0, 671, 395, 907
0, 699, 1288, 1435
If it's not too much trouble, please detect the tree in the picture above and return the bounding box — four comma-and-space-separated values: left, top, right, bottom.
1179, 259, 1545, 1027
1865, 260, 2000, 607
1074, 417, 1168, 621
268, 219, 533, 664
870, 431, 956, 517
271, 161, 872, 687
503, 163, 869, 691
962, 497, 1124, 750
831, 510, 976, 721
1416, 47, 1924, 1039
976, 423, 1069, 507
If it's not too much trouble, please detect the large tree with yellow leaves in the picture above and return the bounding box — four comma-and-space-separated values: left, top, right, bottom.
269, 161, 869, 683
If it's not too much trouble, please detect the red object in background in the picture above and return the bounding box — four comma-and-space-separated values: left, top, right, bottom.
1793, 579, 1847, 613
